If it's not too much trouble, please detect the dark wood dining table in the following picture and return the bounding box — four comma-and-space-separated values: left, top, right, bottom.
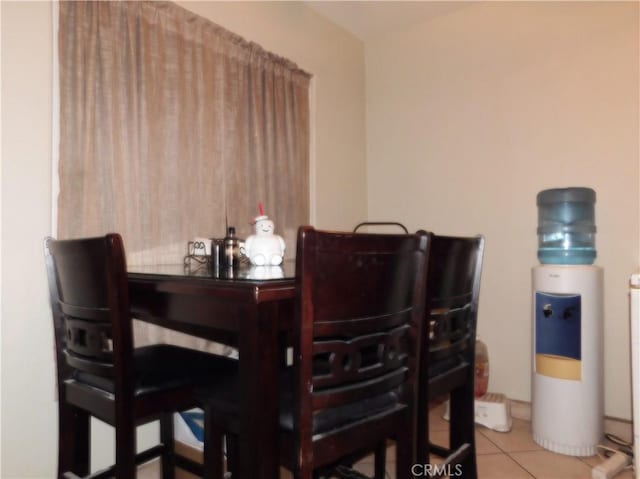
128, 261, 297, 479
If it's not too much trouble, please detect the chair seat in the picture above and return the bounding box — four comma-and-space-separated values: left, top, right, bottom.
199, 368, 403, 435
72, 344, 238, 397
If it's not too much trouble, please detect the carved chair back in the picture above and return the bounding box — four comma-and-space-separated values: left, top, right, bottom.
293, 226, 430, 472
45, 234, 134, 398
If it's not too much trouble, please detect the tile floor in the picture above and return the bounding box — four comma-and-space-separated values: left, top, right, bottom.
138, 401, 634, 479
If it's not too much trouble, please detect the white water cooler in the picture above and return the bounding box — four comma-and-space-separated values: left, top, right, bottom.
532, 264, 604, 456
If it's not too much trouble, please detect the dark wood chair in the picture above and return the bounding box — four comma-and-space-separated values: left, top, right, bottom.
199, 226, 431, 479
44, 234, 237, 479
416, 234, 485, 479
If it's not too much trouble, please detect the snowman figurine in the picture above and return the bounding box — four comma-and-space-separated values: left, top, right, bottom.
243, 215, 285, 266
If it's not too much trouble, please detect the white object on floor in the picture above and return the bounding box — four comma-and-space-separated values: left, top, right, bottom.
443, 393, 512, 432
591, 451, 632, 479
174, 409, 204, 451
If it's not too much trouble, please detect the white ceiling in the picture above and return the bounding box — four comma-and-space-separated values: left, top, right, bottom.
304, 1, 472, 41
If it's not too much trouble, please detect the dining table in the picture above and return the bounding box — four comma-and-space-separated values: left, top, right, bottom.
128, 260, 297, 479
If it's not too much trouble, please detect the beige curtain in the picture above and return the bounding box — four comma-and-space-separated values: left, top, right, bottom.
57, 1, 310, 351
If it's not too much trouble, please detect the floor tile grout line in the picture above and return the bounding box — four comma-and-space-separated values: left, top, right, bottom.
512, 455, 538, 479
476, 426, 516, 455
477, 427, 503, 443
475, 451, 537, 479
506, 449, 599, 479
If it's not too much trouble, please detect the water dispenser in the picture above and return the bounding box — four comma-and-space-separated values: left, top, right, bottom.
532, 186, 603, 456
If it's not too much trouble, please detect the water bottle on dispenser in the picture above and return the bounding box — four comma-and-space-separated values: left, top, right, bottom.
537, 187, 596, 265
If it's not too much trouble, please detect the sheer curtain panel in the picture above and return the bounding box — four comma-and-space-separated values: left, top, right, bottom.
57, 1, 310, 349
58, 0, 310, 264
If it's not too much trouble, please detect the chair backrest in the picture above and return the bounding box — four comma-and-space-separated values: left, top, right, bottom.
423, 234, 485, 368
44, 234, 134, 392
293, 226, 430, 452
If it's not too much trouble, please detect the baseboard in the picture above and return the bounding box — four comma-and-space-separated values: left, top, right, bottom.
507, 398, 632, 435
509, 398, 532, 421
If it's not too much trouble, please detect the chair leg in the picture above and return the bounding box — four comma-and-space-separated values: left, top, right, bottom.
58, 402, 90, 479
450, 382, 477, 479
160, 413, 176, 479
225, 434, 239, 478
374, 440, 386, 479
461, 450, 478, 479
203, 407, 224, 479
416, 398, 430, 465
395, 418, 413, 479
114, 417, 136, 478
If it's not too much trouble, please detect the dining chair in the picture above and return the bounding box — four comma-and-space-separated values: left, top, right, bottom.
44, 234, 237, 479
416, 234, 485, 479
199, 226, 431, 479
324, 228, 485, 478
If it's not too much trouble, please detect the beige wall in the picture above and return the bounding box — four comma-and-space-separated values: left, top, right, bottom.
1, 2, 366, 477
2, 1, 57, 476
365, 2, 639, 419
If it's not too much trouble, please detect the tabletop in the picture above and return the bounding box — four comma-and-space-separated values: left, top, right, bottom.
129, 258, 296, 281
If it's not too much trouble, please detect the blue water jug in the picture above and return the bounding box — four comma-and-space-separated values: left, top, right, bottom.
537, 187, 596, 265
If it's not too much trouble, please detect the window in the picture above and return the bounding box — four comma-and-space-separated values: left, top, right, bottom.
57, 1, 311, 266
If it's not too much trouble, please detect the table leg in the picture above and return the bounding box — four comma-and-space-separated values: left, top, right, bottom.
238, 302, 280, 479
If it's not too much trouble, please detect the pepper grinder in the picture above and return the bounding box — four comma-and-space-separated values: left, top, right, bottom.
221, 226, 240, 269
